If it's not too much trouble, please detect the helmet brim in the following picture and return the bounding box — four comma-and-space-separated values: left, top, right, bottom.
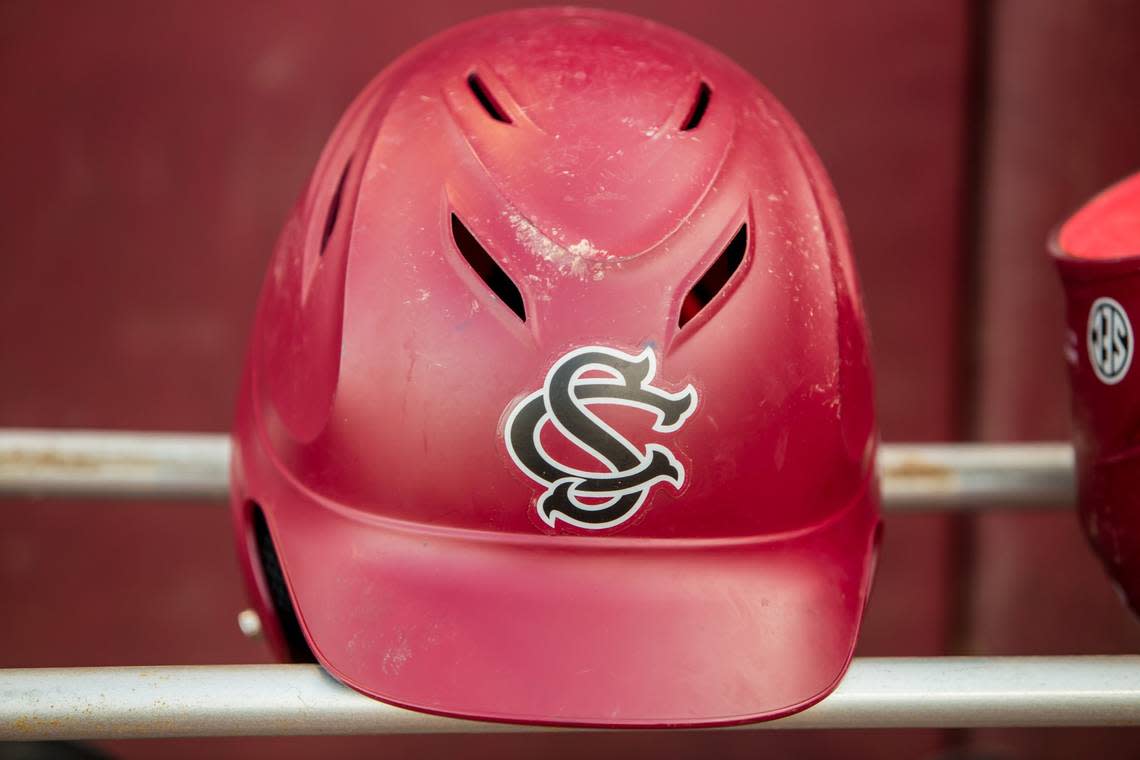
262, 473, 879, 728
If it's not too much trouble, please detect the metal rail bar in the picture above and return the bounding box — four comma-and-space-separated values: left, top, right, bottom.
0, 430, 230, 502
0, 430, 1074, 510
2, 657, 1137, 739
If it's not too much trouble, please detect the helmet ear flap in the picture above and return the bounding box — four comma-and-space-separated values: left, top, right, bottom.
249, 504, 316, 664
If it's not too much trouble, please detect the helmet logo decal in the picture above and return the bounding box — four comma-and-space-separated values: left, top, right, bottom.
504, 346, 698, 530
1088, 297, 1133, 385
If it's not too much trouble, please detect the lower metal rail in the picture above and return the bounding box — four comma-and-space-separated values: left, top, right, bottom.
2, 657, 1137, 739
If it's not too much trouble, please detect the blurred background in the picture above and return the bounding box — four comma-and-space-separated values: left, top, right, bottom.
2, 1, 1140, 757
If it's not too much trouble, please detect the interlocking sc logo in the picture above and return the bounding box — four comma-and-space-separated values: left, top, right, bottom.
504, 346, 698, 530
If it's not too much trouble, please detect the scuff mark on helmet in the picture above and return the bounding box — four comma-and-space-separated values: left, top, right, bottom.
506, 211, 608, 281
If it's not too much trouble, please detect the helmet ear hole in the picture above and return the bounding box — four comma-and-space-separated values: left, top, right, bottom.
250, 504, 316, 663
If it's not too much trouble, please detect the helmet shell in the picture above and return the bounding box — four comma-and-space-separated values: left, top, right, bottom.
231, 7, 879, 726
1053, 171, 1140, 616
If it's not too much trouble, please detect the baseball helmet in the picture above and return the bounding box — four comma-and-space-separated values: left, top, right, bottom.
230, 7, 880, 727
1053, 171, 1140, 616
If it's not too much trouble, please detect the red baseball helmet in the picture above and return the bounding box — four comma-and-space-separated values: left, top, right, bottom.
230, 7, 880, 727
1053, 171, 1140, 616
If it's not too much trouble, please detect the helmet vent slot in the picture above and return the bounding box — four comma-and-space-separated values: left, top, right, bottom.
679, 223, 747, 328
451, 213, 526, 321
466, 73, 513, 124
680, 81, 712, 131
320, 158, 352, 255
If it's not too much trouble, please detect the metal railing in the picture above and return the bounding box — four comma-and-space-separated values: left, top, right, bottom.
3, 658, 1138, 739
4, 429, 1127, 740
0, 430, 1076, 510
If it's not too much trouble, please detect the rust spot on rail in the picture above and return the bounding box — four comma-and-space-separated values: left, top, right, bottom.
881, 457, 955, 483
0, 450, 157, 473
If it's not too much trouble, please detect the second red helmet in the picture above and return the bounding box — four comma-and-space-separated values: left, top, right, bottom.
1053, 171, 1140, 617
230, 7, 880, 727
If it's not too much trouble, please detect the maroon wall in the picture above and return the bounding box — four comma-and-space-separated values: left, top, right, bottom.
0, 1, 1137, 758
